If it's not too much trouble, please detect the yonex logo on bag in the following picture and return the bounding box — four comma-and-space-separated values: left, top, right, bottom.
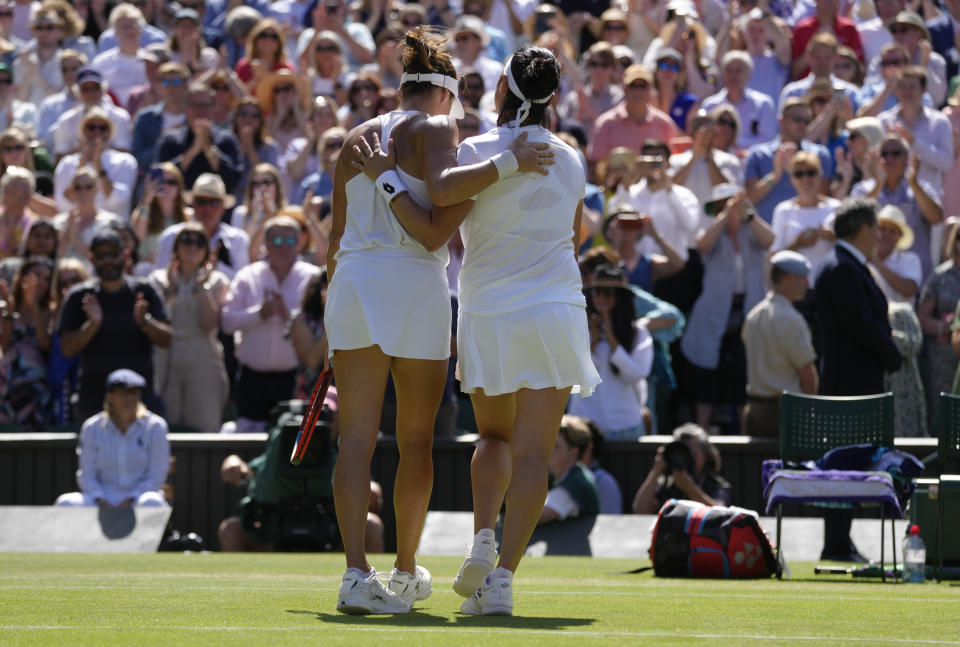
382, 182, 395, 194
733, 542, 763, 569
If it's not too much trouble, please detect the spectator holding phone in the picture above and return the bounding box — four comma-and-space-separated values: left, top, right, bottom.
632, 423, 731, 514
681, 186, 774, 430
568, 264, 654, 440
602, 205, 685, 293
130, 163, 191, 267
57, 227, 171, 419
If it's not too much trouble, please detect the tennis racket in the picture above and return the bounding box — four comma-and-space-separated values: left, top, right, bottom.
290, 365, 333, 466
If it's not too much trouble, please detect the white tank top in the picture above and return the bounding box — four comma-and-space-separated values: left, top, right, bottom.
336, 110, 448, 264
456, 125, 587, 315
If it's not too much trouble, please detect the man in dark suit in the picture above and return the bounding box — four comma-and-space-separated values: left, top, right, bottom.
814, 197, 903, 561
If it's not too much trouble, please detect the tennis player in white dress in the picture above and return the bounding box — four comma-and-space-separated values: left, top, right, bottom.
353, 45, 600, 616
327, 27, 553, 616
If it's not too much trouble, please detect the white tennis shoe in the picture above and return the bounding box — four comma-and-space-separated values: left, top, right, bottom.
453, 528, 498, 598
460, 568, 513, 616
337, 569, 411, 615
387, 564, 433, 606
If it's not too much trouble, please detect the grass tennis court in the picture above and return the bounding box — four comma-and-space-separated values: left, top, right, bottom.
1, 553, 957, 646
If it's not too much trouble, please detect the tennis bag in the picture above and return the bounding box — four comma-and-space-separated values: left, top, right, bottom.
649, 499, 778, 578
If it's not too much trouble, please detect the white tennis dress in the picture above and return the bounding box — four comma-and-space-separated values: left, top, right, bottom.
324, 111, 452, 360
455, 124, 601, 396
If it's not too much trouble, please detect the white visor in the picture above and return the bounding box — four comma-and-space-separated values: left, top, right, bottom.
400, 71, 464, 120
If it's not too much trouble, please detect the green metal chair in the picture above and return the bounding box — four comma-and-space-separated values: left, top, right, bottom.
770, 392, 898, 579
935, 393, 960, 580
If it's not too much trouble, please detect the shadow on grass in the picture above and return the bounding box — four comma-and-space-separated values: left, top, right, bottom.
287, 609, 596, 630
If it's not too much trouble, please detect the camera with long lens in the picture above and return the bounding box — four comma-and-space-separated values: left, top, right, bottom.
663, 440, 693, 473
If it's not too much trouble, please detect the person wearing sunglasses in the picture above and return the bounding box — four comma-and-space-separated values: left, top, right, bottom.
154, 173, 250, 279
53, 108, 138, 220
671, 111, 745, 214
233, 162, 287, 256
221, 214, 320, 434
294, 126, 345, 206
744, 97, 834, 224
55, 165, 119, 264
230, 97, 280, 201
130, 62, 191, 175
854, 43, 933, 118
148, 221, 230, 433
558, 42, 623, 138
57, 226, 172, 419
876, 66, 952, 201
651, 47, 700, 131
0, 128, 57, 217
770, 152, 838, 348
451, 15, 501, 98
234, 18, 295, 94
851, 134, 941, 282
303, 30, 348, 103
0, 166, 42, 258
0, 216, 57, 286
53, 66, 134, 158
871, 10, 947, 107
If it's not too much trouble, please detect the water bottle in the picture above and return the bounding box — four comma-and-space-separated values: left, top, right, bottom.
902, 525, 926, 583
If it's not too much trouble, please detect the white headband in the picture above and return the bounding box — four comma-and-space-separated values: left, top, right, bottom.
400, 71, 464, 119
503, 56, 553, 135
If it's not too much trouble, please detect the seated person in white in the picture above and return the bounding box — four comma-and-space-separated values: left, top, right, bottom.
538, 416, 602, 524
55, 369, 170, 508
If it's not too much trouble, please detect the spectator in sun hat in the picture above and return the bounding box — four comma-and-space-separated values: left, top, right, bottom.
54, 367, 171, 508
587, 64, 678, 180
451, 14, 502, 97
57, 226, 172, 419
53, 107, 138, 219
154, 173, 250, 279
167, 8, 219, 75
830, 116, 883, 200
53, 67, 133, 157
869, 204, 921, 305
0, 62, 37, 137
869, 11, 947, 107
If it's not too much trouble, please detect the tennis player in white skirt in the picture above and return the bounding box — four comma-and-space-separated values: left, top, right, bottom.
328, 28, 553, 616
353, 45, 600, 616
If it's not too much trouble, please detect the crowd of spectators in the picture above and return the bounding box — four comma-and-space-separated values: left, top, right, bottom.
1, 0, 959, 496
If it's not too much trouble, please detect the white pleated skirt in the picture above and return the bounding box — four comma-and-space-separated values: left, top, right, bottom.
457, 302, 601, 397
325, 250, 451, 360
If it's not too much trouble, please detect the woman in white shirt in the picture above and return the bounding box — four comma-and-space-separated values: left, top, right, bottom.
770, 151, 838, 273
354, 44, 598, 616
326, 28, 549, 615
569, 264, 653, 439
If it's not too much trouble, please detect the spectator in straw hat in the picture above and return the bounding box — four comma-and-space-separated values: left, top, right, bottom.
451, 15, 502, 102
155, 82, 243, 193
53, 108, 138, 219
53, 67, 133, 157
256, 68, 310, 151
868, 204, 921, 304
154, 173, 249, 279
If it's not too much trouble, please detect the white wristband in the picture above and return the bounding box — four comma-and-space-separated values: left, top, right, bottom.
375, 170, 407, 204
490, 150, 519, 178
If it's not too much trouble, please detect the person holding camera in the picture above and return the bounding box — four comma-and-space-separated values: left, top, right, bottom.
217, 407, 384, 553
631, 423, 732, 514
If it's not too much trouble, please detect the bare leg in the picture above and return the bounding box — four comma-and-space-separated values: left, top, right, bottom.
390, 356, 448, 574
499, 386, 572, 573
332, 346, 391, 572
468, 389, 516, 533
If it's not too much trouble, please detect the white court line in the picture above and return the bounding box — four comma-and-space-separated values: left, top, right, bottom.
1, 625, 958, 644
0, 583, 955, 604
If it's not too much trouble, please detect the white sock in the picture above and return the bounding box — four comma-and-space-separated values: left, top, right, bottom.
476, 528, 496, 541
347, 567, 373, 578
487, 567, 513, 582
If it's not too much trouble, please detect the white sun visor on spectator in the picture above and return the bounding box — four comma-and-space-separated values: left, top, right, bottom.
400, 72, 464, 119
